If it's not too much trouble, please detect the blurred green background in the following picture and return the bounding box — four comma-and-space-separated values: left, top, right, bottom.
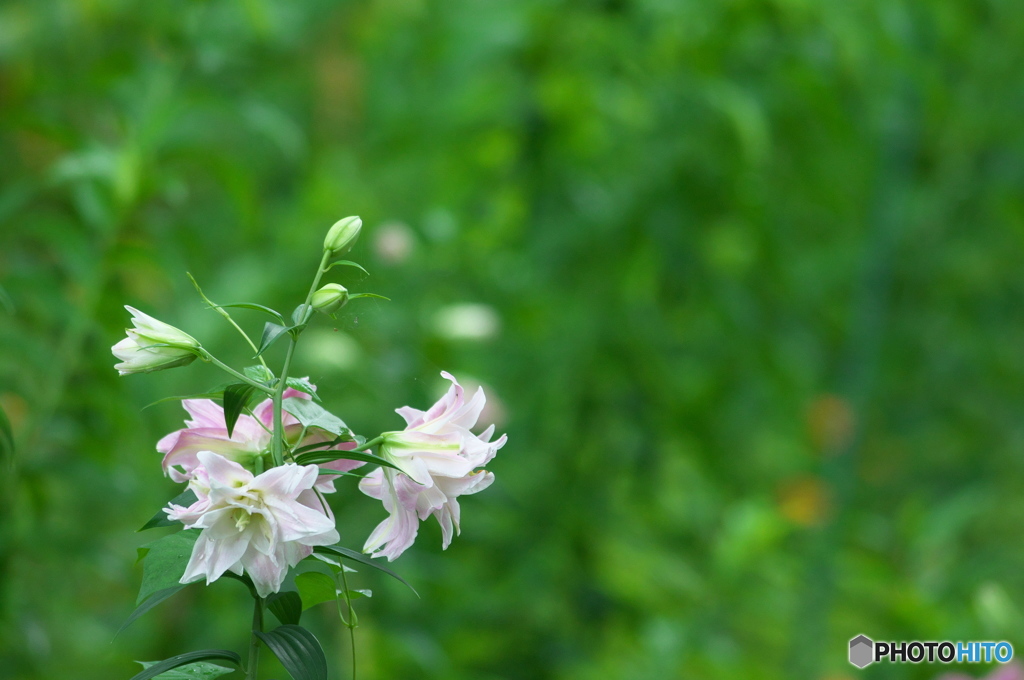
3, 1, 1024, 679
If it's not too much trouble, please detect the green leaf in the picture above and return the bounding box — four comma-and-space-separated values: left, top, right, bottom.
343, 589, 371, 600
324, 260, 369, 276
314, 545, 418, 597
292, 437, 346, 455
211, 302, 286, 325
222, 383, 257, 437
137, 530, 201, 604
267, 590, 302, 625
255, 625, 328, 680
348, 293, 390, 302
281, 398, 353, 439
243, 364, 275, 383
117, 585, 187, 637
295, 572, 338, 611
290, 304, 311, 326
129, 651, 241, 680
284, 377, 321, 403
258, 322, 293, 356
139, 489, 197, 531
296, 449, 401, 472
136, 660, 236, 680
142, 384, 235, 410
0, 403, 13, 460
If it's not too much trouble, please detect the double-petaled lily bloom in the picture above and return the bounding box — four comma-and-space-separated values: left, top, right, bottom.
360, 372, 506, 560
112, 306, 201, 375
166, 451, 339, 597
158, 384, 360, 491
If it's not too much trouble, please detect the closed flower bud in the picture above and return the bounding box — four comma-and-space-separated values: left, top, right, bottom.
323, 216, 362, 254
112, 306, 201, 375
311, 283, 349, 315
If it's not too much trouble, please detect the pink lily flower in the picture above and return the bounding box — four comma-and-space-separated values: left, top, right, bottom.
157, 382, 359, 492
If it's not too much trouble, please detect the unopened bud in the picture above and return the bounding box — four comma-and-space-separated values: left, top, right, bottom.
324, 216, 362, 254
311, 283, 349, 315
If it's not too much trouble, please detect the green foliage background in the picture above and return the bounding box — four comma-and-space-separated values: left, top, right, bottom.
3, 1, 1024, 678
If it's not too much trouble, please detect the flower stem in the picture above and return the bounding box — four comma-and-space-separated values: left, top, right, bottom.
246, 596, 264, 680
339, 567, 357, 680
204, 353, 275, 395
187, 272, 269, 370
270, 250, 333, 466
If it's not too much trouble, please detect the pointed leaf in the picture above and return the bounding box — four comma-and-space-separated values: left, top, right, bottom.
137, 530, 201, 604
211, 302, 286, 324
285, 377, 321, 403
267, 591, 302, 626
324, 260, 369, 276
256, 625, 327, 680
291, 304, 311, 326
129, 651, 241, 680
281, 398, 352, 439
244, 365, 275, 384
314, 545, 418, 596
258, 322, 293, 356
348, 293, 390, 302
296, 449, 401, 472
295, 572, 338, 611
116, 585, 187, 637
140, 489, 197, 531
222, 383, 257, 437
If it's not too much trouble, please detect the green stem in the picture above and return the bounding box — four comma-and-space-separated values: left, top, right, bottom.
205, 353, 275, 395
246, 596, 264, 680
270, 250, 333, 466
339, 568, 357, 680
271, 338, 297, 467
353, 436, 383, 453
187, 272, 269, 370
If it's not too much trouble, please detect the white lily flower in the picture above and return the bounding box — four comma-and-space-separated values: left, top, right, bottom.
167, 451, 339, 597
112, 306, 201, 375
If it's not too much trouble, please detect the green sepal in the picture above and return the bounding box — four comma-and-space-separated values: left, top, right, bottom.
139, 489, 197, 531
128, 651, 241, 680
255, 625, 328, 680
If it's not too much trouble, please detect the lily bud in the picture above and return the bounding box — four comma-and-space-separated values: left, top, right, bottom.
311, 283, 350, 315
323, 216, 362, 254
112, 306, 201, 375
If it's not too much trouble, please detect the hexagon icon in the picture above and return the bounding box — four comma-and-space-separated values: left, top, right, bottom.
849, 635, 874, 668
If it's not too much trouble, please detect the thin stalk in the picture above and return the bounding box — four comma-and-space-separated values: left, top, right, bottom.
187, 272, 269, 370
246, 596, 264, 680
339, 568, 357, 680
270, 250, 333, 466
204, 353, 275, 395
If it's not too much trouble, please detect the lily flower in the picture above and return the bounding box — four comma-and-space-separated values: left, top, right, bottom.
158, 383, 360, 490
112, 306, 201, 375
166, 451, 339, 597
360, 372, 506, 560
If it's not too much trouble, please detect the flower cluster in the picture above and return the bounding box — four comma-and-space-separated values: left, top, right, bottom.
361, 372, 506, 560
